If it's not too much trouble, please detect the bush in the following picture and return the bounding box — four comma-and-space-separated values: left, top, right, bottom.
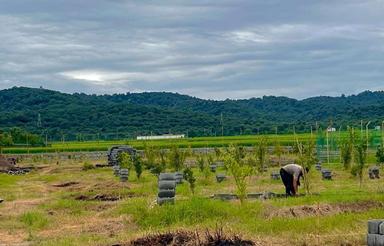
197, 155, 205, 172
224, 145, 252, 204
82, 161, 94, 171
168, 145, 187, 171
118, 152, 133, 170
133, 156, 143, 179
183, 167, 196, 195
376, 145, 384, 164
352, 140, 367, 188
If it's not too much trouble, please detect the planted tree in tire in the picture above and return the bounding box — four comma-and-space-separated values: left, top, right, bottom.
255, 137, 268, 172
133, 155, 143, 179
273, 140, 283, 166
168, 145, 187, 171
296, 139, 317, 194
197, 155, 205, 172
118, 152, 133, 182
340, 127, 355, 169
118, 152, 133, 170
143, 143, 157, 170
183, 167, 196, 195
376, 142, 384, 165
224, 145, 253, 204
352, 139, 367, 188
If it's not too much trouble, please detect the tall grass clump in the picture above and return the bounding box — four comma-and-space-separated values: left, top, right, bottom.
20, 211, 49, 240
119, 198, 234, 229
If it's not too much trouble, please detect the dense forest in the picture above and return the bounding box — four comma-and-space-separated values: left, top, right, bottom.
0, 86, 384, 141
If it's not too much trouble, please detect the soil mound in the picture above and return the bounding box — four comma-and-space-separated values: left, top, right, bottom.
268, 200, 383, 218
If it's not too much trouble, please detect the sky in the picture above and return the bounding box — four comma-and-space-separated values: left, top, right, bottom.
0, 0, 384, 100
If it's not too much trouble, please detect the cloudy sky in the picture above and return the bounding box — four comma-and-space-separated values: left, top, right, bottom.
1, 0, 384, 99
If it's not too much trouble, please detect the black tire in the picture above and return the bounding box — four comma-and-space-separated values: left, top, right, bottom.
158, 189, 175, 198
159, 173, 176, 181
157, 197, 175, 205
158, 180, 176, 190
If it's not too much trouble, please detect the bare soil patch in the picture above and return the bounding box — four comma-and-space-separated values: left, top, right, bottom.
0, 230, 28, 245
53, 181, 80, 187
74, 194, 120, 201
268, 200, 383, 218
0, 198, 46, 216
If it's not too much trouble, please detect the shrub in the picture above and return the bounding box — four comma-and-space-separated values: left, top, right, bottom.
118, 152, 133, 170
133, 156, 143, 179
296, 139, 317, 194
168, 145, 187, 171
183, 167, 196, 195
82, 161, 94, 171
197, 155, 205, 172
224, 145, 253, 204
376, 145, 384, 164
352, 140, 367, 188
340, 127, 355, 169
255, 137, 268, 171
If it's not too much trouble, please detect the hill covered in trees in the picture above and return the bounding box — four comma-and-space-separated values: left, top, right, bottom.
1, 86, 384, 141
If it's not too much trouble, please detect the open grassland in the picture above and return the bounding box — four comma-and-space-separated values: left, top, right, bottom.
0, 157, 383, 245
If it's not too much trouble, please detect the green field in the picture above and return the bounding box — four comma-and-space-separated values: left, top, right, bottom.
3, 130, 382, 154
1, 133, 316, 154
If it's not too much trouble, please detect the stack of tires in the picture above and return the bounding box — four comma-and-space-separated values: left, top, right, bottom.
113, 165, 120, 176
321, 169, 332, 180
270, 172, 280, 180
210, 164, 217, 172
120, 169, 129, 182
157, 173, 176, 205
315, 162, 322, 171
107, 146, 136, 166
367, 220, 384, 245
369, 167, 380, 179
216, 173, 226, 183
175, 172, 184, 184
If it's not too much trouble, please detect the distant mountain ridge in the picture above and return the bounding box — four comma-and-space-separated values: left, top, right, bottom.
1, 86, 384, 140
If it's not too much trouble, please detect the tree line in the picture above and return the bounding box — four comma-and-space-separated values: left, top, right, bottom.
1, 86, 384, 140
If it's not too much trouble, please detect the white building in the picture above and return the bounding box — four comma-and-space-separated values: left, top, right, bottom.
136, 134, 185, 140
327, 127, 336, 132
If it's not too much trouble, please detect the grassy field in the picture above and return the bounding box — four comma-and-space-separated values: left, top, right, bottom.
0, 155, 383, 245
2, 130, 383, 154
0, 131, 370, 154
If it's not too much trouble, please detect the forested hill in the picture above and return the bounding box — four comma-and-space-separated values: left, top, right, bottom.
1, 86, 384, 140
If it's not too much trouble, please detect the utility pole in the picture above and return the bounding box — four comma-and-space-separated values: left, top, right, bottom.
326, 128, 330, 165
366, 121, 371, 148
338, 125, 342, 163
360, 120, 363, 139
26, 132, 29, 154
382, 120, 384, 146
37, 113, 42, 128
310, 125, 313, 139
220, 113, 224, 137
